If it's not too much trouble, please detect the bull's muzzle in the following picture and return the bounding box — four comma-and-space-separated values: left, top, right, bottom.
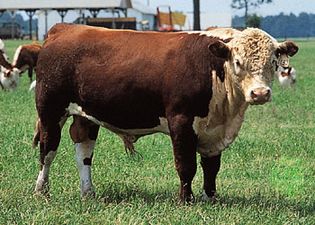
250, 87, 271, 105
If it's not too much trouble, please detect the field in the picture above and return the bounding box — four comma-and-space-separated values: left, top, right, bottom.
0, 39, 314, 224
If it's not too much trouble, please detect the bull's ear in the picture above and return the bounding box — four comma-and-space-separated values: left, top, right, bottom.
208, 41, 231, 59
276, 41, 299, 57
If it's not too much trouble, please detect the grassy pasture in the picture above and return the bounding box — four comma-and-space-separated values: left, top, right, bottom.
0, 39, 314, 224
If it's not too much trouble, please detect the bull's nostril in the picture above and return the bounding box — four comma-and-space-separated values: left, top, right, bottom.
265, 89, 271, 97
250, 90, 257, 98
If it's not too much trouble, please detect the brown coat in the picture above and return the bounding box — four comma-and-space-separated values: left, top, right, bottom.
34, 23, 230, 202
34, 24, 298, 202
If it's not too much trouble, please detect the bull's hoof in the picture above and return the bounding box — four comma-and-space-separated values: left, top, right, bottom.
34, 186, 50, 199
201, 190, 218, 204
81, 188, 96, 199
180, 193, 195, 204
34, 181, 50, 196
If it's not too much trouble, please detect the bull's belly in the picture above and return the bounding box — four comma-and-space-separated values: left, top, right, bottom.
66, 103, 243, 157
67, 103, 170, 136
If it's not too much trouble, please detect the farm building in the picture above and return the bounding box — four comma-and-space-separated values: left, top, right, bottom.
0, 0, 232, 40
0, 0, 156, 40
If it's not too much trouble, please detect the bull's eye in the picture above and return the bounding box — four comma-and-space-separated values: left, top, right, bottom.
233, 59, 242, 74
235, 60, 241, 67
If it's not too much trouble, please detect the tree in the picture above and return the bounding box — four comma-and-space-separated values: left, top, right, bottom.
193, 0, 201, 30
246, 14, 261, 27
231, 0, 272, 27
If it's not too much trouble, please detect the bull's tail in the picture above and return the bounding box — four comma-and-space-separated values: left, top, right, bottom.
32, 118, 40, 148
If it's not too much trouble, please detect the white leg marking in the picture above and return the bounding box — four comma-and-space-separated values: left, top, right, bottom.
75, 140, 96, 196
35, 151, 57, 193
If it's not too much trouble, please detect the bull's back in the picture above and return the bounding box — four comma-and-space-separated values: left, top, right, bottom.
36, 24, 215, 129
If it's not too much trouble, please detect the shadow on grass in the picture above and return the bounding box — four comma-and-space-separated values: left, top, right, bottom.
99, 183, 177, 204
98, 183, 314, 215
217, 193, 315, 215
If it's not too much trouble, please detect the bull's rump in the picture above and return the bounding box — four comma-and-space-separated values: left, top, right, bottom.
36, 24, 214, 130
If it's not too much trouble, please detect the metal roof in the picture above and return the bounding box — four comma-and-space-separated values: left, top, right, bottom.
0, 0, 132, 10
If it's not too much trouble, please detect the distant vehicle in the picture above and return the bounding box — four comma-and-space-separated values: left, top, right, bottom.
0, 22, 23, 39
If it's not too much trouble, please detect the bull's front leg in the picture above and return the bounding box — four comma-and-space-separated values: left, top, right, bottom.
167, 114, 197, 203
200, 154, 221, 202
75, 140, 96, 197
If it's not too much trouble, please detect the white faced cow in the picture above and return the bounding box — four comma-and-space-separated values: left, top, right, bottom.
33, 24, 298, 202
276, 54, 297, 87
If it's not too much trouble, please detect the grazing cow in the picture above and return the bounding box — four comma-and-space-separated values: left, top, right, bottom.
12, 43, 42, 83
276, 54, 296, 87
0, 66, 20, 91
0, 39, 20, 90
33, 24, 298, 202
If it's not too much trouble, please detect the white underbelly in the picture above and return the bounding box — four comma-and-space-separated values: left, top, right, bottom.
67, 103, 170, 136
67, 103, 244, 157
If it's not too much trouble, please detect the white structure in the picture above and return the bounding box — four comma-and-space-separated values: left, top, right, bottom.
128, 0, 156, 30
0, 0, 131, 10
0, 0, 156, 40
36, 4, 155, 40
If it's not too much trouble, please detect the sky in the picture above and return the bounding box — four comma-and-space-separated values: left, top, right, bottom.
145, 0, 315, 16
8, 0, 315, 34
141, 0, 315, 29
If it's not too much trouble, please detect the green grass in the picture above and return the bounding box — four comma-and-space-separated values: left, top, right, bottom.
0, 39, 314, 224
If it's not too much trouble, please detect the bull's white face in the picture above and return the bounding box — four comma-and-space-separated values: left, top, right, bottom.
229, 40, 276, 105
0, 66, 20, 91
209, 29, 298, 105
224, 29, 298, 105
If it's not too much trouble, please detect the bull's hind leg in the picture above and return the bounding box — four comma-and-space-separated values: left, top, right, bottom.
70, 116, 99, 197
35, 117, 66, 195
167, 114, 197, 203
200, 154, 221, 202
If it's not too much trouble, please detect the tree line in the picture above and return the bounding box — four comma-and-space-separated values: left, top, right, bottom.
232, 12, 315, 38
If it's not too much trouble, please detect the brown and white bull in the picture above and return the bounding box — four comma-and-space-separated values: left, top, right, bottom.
33, 24, 298, 202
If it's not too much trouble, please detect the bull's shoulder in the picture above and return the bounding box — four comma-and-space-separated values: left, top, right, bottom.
46, 23, 76, 37
44, 23, 87, 46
